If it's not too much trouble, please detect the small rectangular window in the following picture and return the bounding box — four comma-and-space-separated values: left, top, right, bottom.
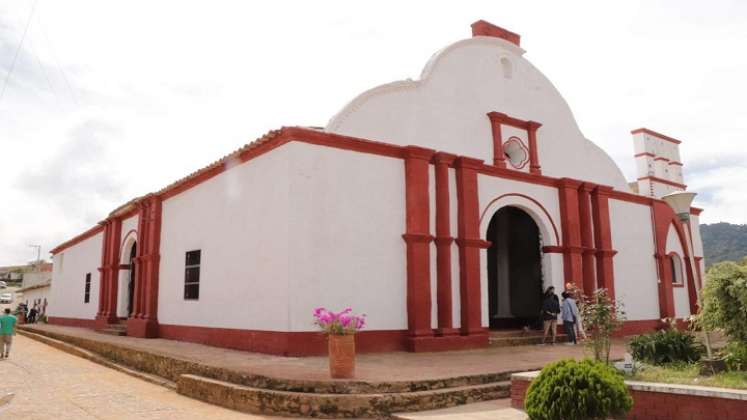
184, 250, 201, 300
84, 273, 91, 303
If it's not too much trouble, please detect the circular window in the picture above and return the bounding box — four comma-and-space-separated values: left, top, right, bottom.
503, 137, 529, 169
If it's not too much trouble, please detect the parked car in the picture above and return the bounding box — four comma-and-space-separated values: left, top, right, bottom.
0, 292, 12, 304
0, 281, 6, 289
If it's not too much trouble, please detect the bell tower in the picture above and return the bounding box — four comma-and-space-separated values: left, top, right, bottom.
631, 128, 686, 198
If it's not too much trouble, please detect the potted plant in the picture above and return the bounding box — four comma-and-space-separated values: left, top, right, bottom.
313, 307, 366, 379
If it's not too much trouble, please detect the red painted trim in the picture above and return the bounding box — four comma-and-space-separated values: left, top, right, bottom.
119, 229, 137, 258
690, 207, 703, 216
486, 113, 506, 168
48, 316, 98, 329
402, 146, 435, 340
454, 157, 486, 336
654, 157, 670, 162
608, 190, 654, 206
631, 128, 683, 145
667, 251, 685, 286
471, 20, 520, 46
159, 324, 409, 356
433, 152, 457, 335
527, 121, 542, 175
479, 193, 560, 246
578, 183, 596, 296
504, 136, 529, 169
637, 176, 687, 189
557, 178, 583, 290
591, 185, 616, 297
50, 224, 104, 255
542, 245, 564, 253
669, 161, 683, 166
477, 164, 557, 187
634, 152, 655, 158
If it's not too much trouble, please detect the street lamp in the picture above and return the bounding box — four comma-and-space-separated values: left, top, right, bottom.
661, 191, 713, 359
661, 191, 697, 222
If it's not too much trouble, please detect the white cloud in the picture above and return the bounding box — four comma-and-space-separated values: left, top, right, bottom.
1, 0, 746, 264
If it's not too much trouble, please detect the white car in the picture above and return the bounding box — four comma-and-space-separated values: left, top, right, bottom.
0, 281, 6, 289
0, 292, 12, 304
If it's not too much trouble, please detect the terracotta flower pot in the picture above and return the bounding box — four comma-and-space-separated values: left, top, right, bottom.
328, 334, 355, 378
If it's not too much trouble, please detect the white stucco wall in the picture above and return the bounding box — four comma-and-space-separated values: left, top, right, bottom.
48, 232, 103, 320
665, 224, 692, 318
157, 146, 291, 330
609, 200, 660, 321
286, 142, 407, 331
326, 36, 630, 192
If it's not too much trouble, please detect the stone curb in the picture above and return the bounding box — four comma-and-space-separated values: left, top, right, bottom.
18, 325, 522, 394
18, 329, 176, 390
177, 373, 511, 418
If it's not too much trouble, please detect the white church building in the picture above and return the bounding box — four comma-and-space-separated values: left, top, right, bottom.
48, 21, 705, 356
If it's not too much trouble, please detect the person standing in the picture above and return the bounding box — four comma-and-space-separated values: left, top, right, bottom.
541, 286, 560, 345
561, 291, 579, 345
0, 308, 17, 359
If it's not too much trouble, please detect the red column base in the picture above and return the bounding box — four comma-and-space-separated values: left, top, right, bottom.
127, 318, 159, 338
435, 327, 460, 337
405, 332, 489, 352
95, 314, 118, 330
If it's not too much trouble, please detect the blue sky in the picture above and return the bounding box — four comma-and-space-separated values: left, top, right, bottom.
1, 0, 746, 265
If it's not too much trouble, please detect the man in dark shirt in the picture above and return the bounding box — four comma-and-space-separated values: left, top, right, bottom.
541, 286, 560, 345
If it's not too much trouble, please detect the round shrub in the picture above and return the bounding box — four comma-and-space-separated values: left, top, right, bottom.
629, 328, 704, 365
525, 359, 632, 420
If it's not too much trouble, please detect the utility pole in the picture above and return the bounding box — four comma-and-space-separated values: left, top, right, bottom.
28, 244, 41, 263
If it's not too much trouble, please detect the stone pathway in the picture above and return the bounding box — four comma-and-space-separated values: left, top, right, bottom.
24, 324, 628, 383
0, 335, 286, 419
394, 400, 527, 420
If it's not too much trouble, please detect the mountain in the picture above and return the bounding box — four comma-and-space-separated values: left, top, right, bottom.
700, 222, 747, 267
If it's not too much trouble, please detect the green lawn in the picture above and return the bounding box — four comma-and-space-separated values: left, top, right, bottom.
628, 363, 747, 390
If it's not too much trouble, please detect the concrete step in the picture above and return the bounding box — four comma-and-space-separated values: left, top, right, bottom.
99, 326, 127, 336
489, 334, 568, 347
178, 373, 511, 418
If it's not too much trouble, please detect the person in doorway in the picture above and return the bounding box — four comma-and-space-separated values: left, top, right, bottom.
0, 308, 17, 359
561, 291, 579, 345
564, 282, 588, 341
28, 306, 37, 324
541, 286, 560, 345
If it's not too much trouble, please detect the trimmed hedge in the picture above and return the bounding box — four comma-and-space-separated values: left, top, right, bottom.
525, 359, 632, 420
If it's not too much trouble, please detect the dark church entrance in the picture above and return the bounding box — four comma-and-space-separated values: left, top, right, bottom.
127, 242, 137, 317
486, 206, 543, 330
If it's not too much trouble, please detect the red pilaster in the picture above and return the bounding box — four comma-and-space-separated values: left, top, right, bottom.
557, 178, 583, 290
486, 112, 507, 168
578, 183, 596, 295
433, 152, 458, 336
455, 157, 490, 336
591, 186, 616, 298
694, 256, 704, 289
128, 195, 162, 338
96, 218, 120, 327
527, 121, 542, 175
651, 202, 677, 318
402, 146, 435, 344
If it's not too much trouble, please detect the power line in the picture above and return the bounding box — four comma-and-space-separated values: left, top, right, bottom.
35, 5, 78, 107
0, 0, 39, 104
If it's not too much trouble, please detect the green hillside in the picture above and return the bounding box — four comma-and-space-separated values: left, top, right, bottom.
700, 222, 747, 267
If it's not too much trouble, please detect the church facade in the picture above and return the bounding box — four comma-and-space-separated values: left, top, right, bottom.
47, 21, 705, 356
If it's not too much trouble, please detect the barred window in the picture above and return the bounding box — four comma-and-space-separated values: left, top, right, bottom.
184, 250, 201, 300
84, 273, 91, 303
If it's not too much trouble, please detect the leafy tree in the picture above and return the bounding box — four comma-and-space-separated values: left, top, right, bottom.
580, 289, 625, 363
525, 359, 632, 420
699, 258, 747, 343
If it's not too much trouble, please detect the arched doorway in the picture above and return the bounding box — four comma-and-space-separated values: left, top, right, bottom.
127, 242, 137, 317
486, 206, 543, 329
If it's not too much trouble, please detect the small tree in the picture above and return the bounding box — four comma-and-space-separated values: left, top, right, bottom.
581, 289, 625, 364
699, 259, 747, 343
525, 359, 632, 420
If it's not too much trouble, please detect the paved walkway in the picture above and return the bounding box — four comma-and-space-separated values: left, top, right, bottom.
395, 400, 526, 420
0, 335, 285, 419
24, 324, 628, 383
